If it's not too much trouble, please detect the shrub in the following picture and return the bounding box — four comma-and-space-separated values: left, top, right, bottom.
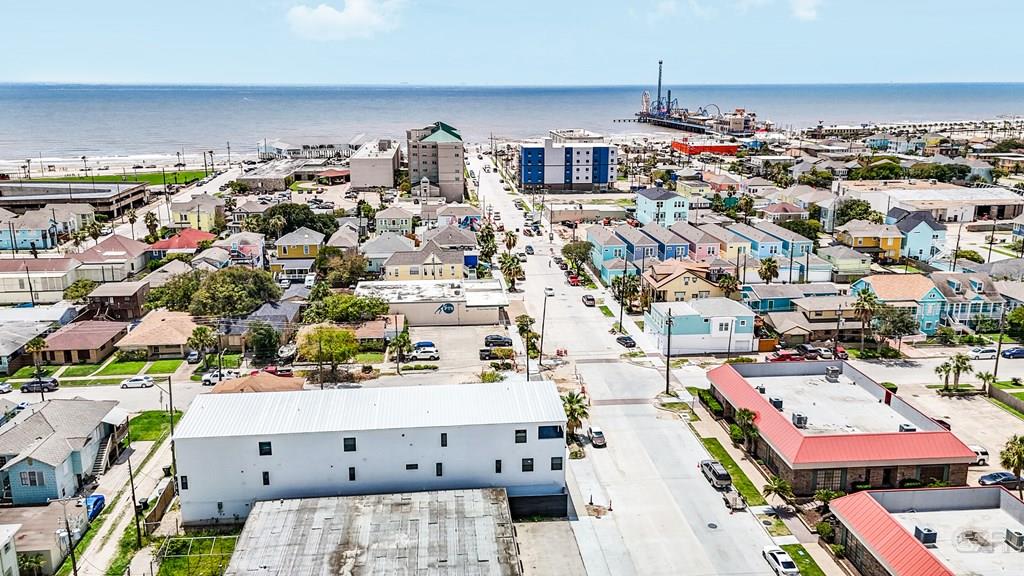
115, 349, 148, 362
899, 478, 924, 489
479, 370, 505, 383
404, 364, 439, 371
816, 522, 834, 542
850, 481, 872, 492
725, 356, 755, 364
729, 424, 745, 445
697, 389, 723, 416
489, 361, 514, 371
881, 382, 898, 393
830, 544, 846, 559
1013, 377, 1023, 387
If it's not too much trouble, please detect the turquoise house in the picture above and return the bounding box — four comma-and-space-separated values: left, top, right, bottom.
0, 399, 127, 505
741, 282, 840, 313
851, 274, 946, 335
636, 187, 689, 227
727, 223, 783, 258
645, 298, 756, 356
587, 226, 627, 284
758, 221, 814, 257
0, 212, 59, 251
886, 208, 947, 261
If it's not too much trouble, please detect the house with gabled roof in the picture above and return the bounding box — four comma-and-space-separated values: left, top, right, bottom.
374, 206, 414, 236
360, 232, 415, 274
727, 222, 783, 258
635, 187, 688, 227
148, 228, 216, 259
851, 274, 946, 335
669, 221, 720, 260
931, 272, 1004, 330
640, 222, 689, 260
886, 208, 947, 261
77, 234, 149, 282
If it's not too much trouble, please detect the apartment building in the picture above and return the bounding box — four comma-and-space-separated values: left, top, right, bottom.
349, 139, 401, 189
519, 137, 618, 192
407, 122, 465, 202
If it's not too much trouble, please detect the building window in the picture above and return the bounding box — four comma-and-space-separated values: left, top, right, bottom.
180, 476, 188, 490
344, 437, 357, 452
515, 429, 527, 443
918, 465, 948, 484
440, 433, 447, 447
348, 467, 356, 481
718, 322, 730, 331
551, 457, 564, 471
262, 471, 270, 486
19, 471, 44, 487
303, 245, 309, 255
280, 246, 288, 255
495, 460, 502, 473
538, 425, 564, 439
406, 464, 418, 470
522, 458, 534, 472
436, 463, 443, 477
258, 441, 272, 456
815, 469, 843, 491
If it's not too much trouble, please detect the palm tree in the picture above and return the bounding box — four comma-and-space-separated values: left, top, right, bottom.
935, 361, 953, 392
499, 252, 522, 292
18, 553, 45, 576
144, 211, 159, 240
976, 370, 996, 394
503, 230, 517, 253
999, 435, 1024, 499
86, 220, 103, 247
757, 257, 779, 285
71, 230, 86, 253
561, 391, 589, 440
241, 215, 262, 233
717, 274, 740, 299
638, 286, 653, 314
620, 274, 641, 312
224, 197, 237, 212
853, 288, 880, 352
762, 475, 794, 507
949, 353, 973, 390
186, 326, 216, 370
24, 337, 47, 380
734, 408, 758, 453
390, 331, 412, 376
126, 209, 138, 240
268, 215, 287, 239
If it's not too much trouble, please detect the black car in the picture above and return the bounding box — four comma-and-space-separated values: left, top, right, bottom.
1002, 347, 1024, 359
479, 348, 499, 360
558, 261, 569, 270
582, 295, 596, 307
21, 377, 59, 393
484, 335, 513, 347
616, 336, 636, 348
979, 471, 1023, 487
794, 343, 820, 359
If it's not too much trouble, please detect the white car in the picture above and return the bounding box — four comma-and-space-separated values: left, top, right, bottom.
762, 546, 800, 575
278, 278, 291, 289
0, 382, 11, 394
970, 346, 998, 360
407, 347, 440, 361
544, 287, 555, 297
201, 370, 241, 386
120, 376, 154, 389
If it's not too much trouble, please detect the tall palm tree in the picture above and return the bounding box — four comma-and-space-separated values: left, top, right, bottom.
561, 391, 589, 439
186, 326, 216, 370
18, 553, 45, 576
86, 220, 103, 247
935, 361, 953, 392
762, 475, 794, 506
268, 215, 287, 240
853, 288, 880, 352
126, 209, 138, 240
24, 337, 47, 380
757, 257, 779, 285
949, 353, 973, 390
638, 286, 653, 314
734, 408, 758, 453
621, 274, 641, 312
144, 211, 159, 240
717, 274, 740, 299
499, 252, 522, 292
390, 331, 412, 376
71, 230, 86, 253
503, 230, 517, 253
1000, 435, 1024, 499
976, 370, 996, 394
241, 215, 262, 233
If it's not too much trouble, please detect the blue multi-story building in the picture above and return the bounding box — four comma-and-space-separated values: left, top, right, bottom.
757, 221, 814, 257
519, 138, 618, 191
588, 226, 628, 284
636, 187, 689, 227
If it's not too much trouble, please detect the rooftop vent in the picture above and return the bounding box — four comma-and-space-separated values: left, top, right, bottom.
769, 397, 783, 411
755, 385, 766, 394
914, 526, 937, 545
792, 413, 808, 428
899, 424, 917, 432
825, 366, 840, 382
1006, 529, 1024, 551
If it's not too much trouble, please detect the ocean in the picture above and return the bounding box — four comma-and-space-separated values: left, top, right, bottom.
0, 83, 1022, 160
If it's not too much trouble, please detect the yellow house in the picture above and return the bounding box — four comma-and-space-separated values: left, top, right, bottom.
270, 226, 325, 280
835, 219, 903, 262
169, 194, 225, 232
641, 259, 726, 303
698, 223, 752, 260
383, 240, 464, 280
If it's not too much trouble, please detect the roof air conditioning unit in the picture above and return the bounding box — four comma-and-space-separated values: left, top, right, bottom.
899, 424, 917, 432
792, 413, 808, 428
914, 526, 937, 545
1006, 529, 1024, 551
769, 397, 784, 411
825, 366, 840, 382
755, 385, 766, 394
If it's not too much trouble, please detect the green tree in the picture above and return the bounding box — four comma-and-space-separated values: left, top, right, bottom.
189, 267, 282, 317
1008, 306, 1024, 340
186, 326, 217, 369
261, 203, 338, 237
757, 257, 779, 285
299, 325, 359, 381
992, 139, 1024, 153
711, 193, 725, 213
126, 209, 138, 240
86, 220, 103, 246
717, 274, 740, 299
562, 391, 590, 439
241, 215, 262, 233
874, 305, 918, 350
762, 475, 794, 505
835, 199, 883, 226
999, 435, 1024, 499
18, 553, 45, 576
561, 241, 594, 275
798, 168, 834, 189
316, 248, 367, 287
515, 314, 538, 354
976, 371, 997, 395
63, 278, 97, 302
499, 252, 523, 292
144, 211, 159, 240
779, 219, 822, 241
71, 230, 86, 253
853, 288, 880, 352
146, 270, 205, 311
953, 249, 985, 264
390, 331, 412, 375
935, 361, 953, 392
908, 163, 970, 183
503, 230, 517, 253
848, 162, 904, 180
949, 352, 973, 390
247, 320, 280, 362
308, 280, 331, 302
734, 407, 758, 453
25, 337, 47, 379
326, 294, 389, 323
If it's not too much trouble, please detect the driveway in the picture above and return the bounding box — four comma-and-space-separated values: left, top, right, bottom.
408, 324, 511, 372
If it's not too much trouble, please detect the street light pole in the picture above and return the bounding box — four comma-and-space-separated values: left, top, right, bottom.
665, 308, 673, 395
127, 454, 143, 549
994, 305, 1008, 379
539, 294, 549, 368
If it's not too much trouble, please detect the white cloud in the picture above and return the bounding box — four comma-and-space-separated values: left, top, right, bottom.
790, 0, 821, 20
655, 0, 679, 16
287, 0, 404, 41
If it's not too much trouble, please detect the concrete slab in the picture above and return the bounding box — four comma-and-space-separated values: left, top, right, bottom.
514, 520, 587, 576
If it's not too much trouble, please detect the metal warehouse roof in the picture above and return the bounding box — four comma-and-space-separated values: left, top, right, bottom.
174, 380, 565, 440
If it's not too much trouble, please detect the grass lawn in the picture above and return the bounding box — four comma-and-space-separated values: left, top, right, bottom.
355, 352, 384, 364
34, 170, 206, 187
146, 359, 184, 374
989, 398, 1024, 422
157, 534, 238, 576
993, 380, 1024, 390
598, 305, 614, 317
757, 514, 792, 537
701, 437, 767, 506
203, 353, 241, 369
635, 320, 645, 331
129, 410, 183, 443
780, 544, 826, 576
61, 377, 124, 388
60, 364, 102, 377
97, 361, 147, 376
982, 333, 1019, 344
10, 365, 57, 379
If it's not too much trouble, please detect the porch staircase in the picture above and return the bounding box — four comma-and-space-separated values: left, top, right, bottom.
91, 435, 112, 476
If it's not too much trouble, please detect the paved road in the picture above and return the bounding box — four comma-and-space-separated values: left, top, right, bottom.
19, 379, 208, 414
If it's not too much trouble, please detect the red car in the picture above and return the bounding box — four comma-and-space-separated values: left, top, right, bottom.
261, 365, 295, 377
567, 275, 581, 286
768, 350, 805, 362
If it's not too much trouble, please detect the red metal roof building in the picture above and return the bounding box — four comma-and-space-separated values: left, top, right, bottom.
671, 140, 741, 156
148, 228, 216, 255
707, 362, 975, 496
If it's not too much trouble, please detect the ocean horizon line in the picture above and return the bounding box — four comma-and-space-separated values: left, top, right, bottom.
3, 81, 1024, 90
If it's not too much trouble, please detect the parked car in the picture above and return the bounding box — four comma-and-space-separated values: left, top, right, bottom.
1002, 347, 1024, 359
979, 471, 1022, 486
85, 494, 106, 521
278, 278, 291, 289
970, 346, 998, 360
700, 459, 733, 489
588, 426, 606, 448
834, 346, 849, 360
484, 335, 513, 347
582, 295, 596, 307
794, 343, 820, 359
261, 365, 294, 377
414, 341, 436, 349
762, 546, 800, 575
201, 370, 241, 386
968, 445, 989, 466
567, 275, 581, 286
120, 376, 154, 389
407, 347, 440, 361
616, 335, 636, 348
0, 382, 11, 394
517, 252, 527, 263
768, 350, 805, 362
544, 287, 555, 297
186, 350, 201, 364
21, 377, 59, 393
524, 245, 534, 255
479, 348, 498, 361
557, 261, 569, 270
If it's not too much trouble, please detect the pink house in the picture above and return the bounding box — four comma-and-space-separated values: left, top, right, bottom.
669, 221, 720, 261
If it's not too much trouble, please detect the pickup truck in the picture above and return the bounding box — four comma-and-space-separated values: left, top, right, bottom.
201, 369, 242, 386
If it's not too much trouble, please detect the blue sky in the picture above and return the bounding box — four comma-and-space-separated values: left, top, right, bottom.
2, 0, 1021, 85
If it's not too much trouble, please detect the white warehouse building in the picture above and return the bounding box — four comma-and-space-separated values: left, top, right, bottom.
349, 138, 401, 189
173, 381, 568, 526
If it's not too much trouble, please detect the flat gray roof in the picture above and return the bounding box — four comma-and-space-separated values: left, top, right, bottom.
225, 489, 521, 576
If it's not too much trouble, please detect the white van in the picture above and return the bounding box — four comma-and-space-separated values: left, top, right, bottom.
969, 445, 989, 466
303, 273, 317, 287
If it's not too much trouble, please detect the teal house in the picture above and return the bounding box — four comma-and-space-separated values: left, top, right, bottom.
0, 399, 127, 505
636, 187, 689, 227
587, 225, 627, 284
645, 298, 757, 356
886, 208, 947, 261
851, 274, 947, 335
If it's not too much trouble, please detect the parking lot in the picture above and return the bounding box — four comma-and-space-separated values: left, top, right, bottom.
408, 324, 513, 373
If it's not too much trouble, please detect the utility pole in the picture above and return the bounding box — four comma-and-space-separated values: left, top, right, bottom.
50, 497, 80, 576
993, 306, 1008, 379
227, 141, 231, 166
952, 221, 963, 271
665, 308, 673, 395
538, 294, 549, 367
127, 455, 143, 549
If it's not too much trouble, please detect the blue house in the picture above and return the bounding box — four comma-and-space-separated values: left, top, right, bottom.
645, 298, 756, 356
757, 221, 814, 257
886, 208, 947, 261
851, 274, 946, 335
0, 211, 59, 251
0, 399, 127, 505
727, 223, 783, 258
587, 226, 628, 284
864, 133, 893, 151
614, 224, 659, 269
639, 222, 690, 261
635, 187, 689, 227
741, 282, 840, 313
